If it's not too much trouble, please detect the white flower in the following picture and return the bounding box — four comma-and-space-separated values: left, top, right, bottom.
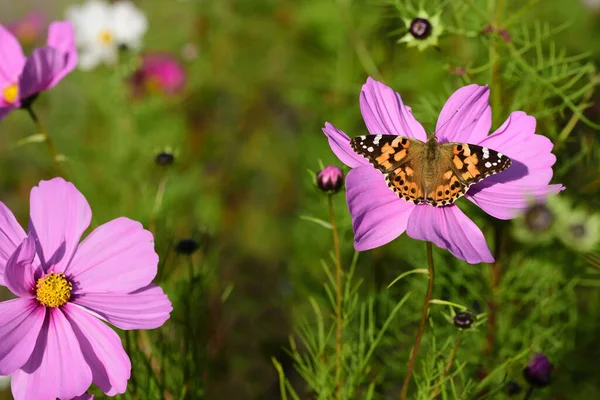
0, 375, 10, 390
66, 0, 148, 70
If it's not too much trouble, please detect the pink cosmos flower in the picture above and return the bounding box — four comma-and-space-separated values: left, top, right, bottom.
0, 178, 172, 399
0, 21, 77, 121
6, 12, 47, 46
323, 77, 563, 264
131, 52, 186, 96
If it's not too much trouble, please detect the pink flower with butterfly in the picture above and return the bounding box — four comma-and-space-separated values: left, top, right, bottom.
323, 77, 563, 264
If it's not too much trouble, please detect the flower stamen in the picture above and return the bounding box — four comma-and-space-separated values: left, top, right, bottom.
3, 84, 19, 104
36, 272, 72, 307
98, 30, 113, 46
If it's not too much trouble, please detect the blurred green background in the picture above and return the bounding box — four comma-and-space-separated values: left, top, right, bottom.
0, 0, 600, 399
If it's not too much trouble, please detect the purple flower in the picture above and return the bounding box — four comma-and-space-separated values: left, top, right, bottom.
6, 12, 46, 45
0, 21, 77, 121
131, 52, 186, 96
317, 165, 344, 193
0, 178, 172, 399
323, 77, 563, 263
523, 353, 553, 387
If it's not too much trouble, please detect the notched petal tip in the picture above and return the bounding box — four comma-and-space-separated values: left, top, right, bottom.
322, 122, 366, 168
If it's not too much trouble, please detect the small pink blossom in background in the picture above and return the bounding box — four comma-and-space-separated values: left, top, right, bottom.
0, 178, 172, 400
323, 77, 563, 264
131, 52, 186, 96
6, 12, 46, 46
0, 21, 77, 121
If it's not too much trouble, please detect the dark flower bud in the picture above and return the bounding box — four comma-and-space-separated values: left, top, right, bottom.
569, 223, 586, 239
175, 238, 200, 255
523, 353, 553, 387
524, 204, 554, 232
409, 18, 432, 39
317, 166, 343, 193
504, 381, 522, 396
453, 311, 474, 329
155, 151, 175, 166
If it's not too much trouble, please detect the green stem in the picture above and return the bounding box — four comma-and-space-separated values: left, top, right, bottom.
400, 242, 435, 400
523, 386, 535, 400
328, 194, 343, 399
24, 106, 66, 178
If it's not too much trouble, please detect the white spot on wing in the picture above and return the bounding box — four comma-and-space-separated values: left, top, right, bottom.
485, 162, 492, 168
482, 148, 489, 159
497, 152, 504, 158
367, 146, 374, 152
373, 135, 382, 145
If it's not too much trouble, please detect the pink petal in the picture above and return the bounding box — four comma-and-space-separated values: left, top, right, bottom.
0, 299, 45, 375
346, 165, 415, 251
72, 394, 94, 400
46, 21, 77, 88
0, 201, 26, 286
467, 183, 564, 220
74, 284, 172, 330
63, 303, 130, 396
359, 77, 427, 141
28, 178, 92, 275
467, 111, 562, 219
406, 205, 494, 264
68, 217, 158, 294
18, 46, 67, 100
435, 85, 491, 144
4, 235, 37, 298
11, 308, 92, 400
0, 25, 26, 85
322, 122, 366, 168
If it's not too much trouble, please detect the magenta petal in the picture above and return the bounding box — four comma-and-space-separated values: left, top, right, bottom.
323, 122, 366, 168
0, 299, 45, 375
28, 178, 92, 274
63, 303, 130, 396
18, 46, 67, 100
11, 308, 92, 400
72, 394, 94, 400
406, 205, 494, 264
74, 284, 172, 330
474, 111, 555, 186
467, 111, 562, 218
0, 201, 26, 286
435, 85, 491, 144
346, 165, 415, 251
45, 21, 77, 88
68, 217, 158, 294
4, 235, 36, 298
0, 25, 26, 85
0, 106, 17, 122
359, 77, 427, 141
467, 183, 564, 220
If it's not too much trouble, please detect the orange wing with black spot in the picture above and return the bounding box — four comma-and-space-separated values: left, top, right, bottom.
350, 135, 415, 173
423, 142, 512, 206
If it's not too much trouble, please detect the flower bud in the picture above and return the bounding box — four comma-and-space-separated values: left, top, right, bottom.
409, 18, 432, 39
155, 151, 175, 166
175, 238, 200, 255
504, 381, 522, 396
317, 166, 343, 193
524, 204, 554, 232
453, 311, 474, 329
523, 353, 553, 387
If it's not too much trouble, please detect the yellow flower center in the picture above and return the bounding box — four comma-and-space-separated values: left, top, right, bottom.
98, 30, 113, 46
3, 84, 19, 104
35, 272, 72, 307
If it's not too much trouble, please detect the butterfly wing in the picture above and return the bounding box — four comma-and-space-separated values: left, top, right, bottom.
350, 135, 415, 173
350, 135, 428, 204
422, 142, 512, 206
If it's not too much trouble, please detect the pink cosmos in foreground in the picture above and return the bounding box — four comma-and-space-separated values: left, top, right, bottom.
0, 178, 172, 400
0, 20, 77, 121
323, 77, 563, 264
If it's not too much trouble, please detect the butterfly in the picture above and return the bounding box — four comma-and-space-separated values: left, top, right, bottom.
350, 134, 511, 207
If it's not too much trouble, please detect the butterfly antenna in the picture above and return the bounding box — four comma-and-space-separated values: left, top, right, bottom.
431, 108, 460, 139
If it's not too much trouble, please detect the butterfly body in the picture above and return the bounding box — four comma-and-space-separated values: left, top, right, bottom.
350, 134, 511, 207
